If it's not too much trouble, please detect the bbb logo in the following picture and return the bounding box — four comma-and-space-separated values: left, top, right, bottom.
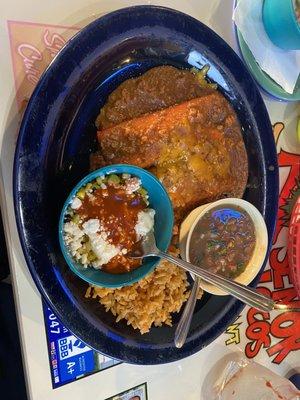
58, 335, 90, 360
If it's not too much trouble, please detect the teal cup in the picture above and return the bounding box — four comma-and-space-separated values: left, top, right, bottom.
263, 0, 300, 50
59, 165, 174, 288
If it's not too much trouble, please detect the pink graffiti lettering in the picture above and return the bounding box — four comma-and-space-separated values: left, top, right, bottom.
17, 43, 42, 85
43, 30, 66, 58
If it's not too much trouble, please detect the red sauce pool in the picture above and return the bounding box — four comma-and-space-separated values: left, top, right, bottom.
78, 184, 146, 273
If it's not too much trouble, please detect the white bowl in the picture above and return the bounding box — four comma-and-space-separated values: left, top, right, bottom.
179, 198, 268, 296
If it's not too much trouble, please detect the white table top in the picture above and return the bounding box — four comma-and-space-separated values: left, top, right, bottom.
0, 1, 299, 399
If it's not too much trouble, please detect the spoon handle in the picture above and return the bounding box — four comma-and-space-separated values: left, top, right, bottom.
156, 251, 275, 312
174, 277, 200, 348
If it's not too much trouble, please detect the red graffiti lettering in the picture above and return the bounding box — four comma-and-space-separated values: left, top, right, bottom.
245, 299, 271, 358
272, 287, 300, 305
274, 150, 300, 243
267, 312, 300, 363
260, 269, 272, 283
244, 144, 300, 364
269, 248, 292, 289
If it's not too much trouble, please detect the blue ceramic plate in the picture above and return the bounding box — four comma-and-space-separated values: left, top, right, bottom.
59, 164, 174, 288
14, 6, 278, 364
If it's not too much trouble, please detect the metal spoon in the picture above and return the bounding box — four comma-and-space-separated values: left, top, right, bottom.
129, 231, 300, 313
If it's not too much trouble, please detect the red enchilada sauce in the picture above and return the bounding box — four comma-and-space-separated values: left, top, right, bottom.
189, 205, 256, 279
78, 184, 146, 274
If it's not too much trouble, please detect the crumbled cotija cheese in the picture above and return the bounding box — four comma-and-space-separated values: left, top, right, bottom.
63, 174, 155, 271
89, 233, 120, 268
70, 197, 82, 210
64, 218, 121, 268
135, 209, 155, 238
63, 221, 84, 256
125, 177, 141, 194
82, 219, 100, 235
82, 218, 120, 268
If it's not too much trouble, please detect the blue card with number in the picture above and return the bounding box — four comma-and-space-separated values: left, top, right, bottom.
43, 302, 121, 388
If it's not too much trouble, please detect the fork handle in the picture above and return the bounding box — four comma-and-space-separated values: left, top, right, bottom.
174, 277, 200, 348
156, 251, 275, 312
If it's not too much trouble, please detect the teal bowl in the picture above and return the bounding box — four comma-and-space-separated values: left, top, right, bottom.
58, 164, 174, 288
263, 0, 300, 50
